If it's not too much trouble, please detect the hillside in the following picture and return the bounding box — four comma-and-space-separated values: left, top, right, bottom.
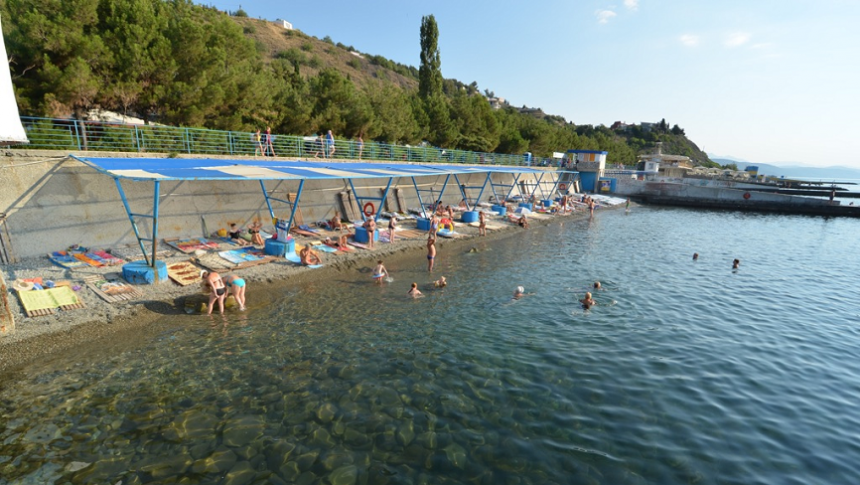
2, 0, 710, 166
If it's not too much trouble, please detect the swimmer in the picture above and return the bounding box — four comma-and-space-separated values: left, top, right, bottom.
580, 292, 597, 309
593, 281, 602, 290
693, 253, 699, 261
408, 282, 423, 298
372, 260, 389, 284
434, 276, 447, 288
732, 258, 740, 269
513, 286, 524, 299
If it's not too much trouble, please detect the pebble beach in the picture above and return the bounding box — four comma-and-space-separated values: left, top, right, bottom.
0, 207, 600, 373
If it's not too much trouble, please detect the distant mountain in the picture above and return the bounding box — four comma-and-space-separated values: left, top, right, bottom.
711, 158, 860, 181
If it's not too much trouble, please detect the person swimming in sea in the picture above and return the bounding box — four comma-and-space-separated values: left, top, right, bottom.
593, 281, 602, 290
434, 276, 447, 288
732, 258, 740, 269
580, 292, 597, 309
513, 286, 525, 299
693, 253, 699, 261
408, 282, 423, 298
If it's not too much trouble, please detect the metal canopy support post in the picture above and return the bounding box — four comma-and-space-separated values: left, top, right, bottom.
435, 174, 451, 209
548, 172, 562, 196
529, 173, 546, 200
114, 178, 156, 266
411, 177, 427, 218
452, 173, 491, 211
260, 180, 296, 223
486, 173, 500, 206
285, 180, 305, 231
151, 181, 161, 268
502, 173, 522, 202
348, 177, 393, 222
260, 180, 275, 221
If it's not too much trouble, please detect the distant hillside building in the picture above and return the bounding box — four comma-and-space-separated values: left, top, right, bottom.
639, 122, 658, 132
274, 19, 293, 30
610, 121, 632, 131
487, 97, 507, 110
637, 142, 692, 177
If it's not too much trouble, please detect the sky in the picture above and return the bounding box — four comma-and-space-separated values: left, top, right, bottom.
198, 1, 860, 168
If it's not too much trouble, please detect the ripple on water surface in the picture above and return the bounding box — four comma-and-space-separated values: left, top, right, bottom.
2, 207, 860, 484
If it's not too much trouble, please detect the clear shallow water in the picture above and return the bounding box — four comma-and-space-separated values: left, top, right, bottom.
2, 207, 860, 484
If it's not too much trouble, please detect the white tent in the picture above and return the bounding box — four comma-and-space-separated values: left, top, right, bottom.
0, 17, 27, 145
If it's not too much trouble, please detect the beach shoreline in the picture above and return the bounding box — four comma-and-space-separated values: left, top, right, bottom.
0, 207, 599, 373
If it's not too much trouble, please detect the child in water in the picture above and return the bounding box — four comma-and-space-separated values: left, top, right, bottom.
408, 282, 423, 298
580, 292, 597, 309
434, 276, 447, 288
372, 260, 389, 284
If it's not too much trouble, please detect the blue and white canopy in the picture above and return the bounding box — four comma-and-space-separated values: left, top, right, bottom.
72, 156, 551, 182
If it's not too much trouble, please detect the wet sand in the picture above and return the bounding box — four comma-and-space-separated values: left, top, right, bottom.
0, 208, 600, 373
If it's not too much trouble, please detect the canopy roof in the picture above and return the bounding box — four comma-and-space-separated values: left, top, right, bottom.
72, 156, 551, 182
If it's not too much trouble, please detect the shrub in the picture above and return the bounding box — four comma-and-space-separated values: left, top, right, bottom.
301, 41, 313, 52
347, 58, 361, 69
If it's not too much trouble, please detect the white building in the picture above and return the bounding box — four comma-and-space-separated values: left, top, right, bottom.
274, 19, 293, 30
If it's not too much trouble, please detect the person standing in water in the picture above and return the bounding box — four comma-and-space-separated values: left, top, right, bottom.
203, 271, 227, 315
372, 260, 389, 284
408, 283, 423, 298
478, 211, 487, 236
426, 236, 437, 272
224, 274, 247, 311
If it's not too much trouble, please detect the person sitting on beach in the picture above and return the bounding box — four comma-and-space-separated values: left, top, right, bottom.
228, 223, 249, 246
299, 245, 321, 266
248, 220, 264, 246
372, 260, 389, 284
408, 282, 423, 298
513, 286, 524, 300
363, 217, 377, 249
329, 211, 344, 233
388, 216, 397, 243
517, 214, 529, 229
458, 199, 468, 210
446, 205, 455, 221
478, 211, 487, 236
224, 274, 247, 311
580, 292, 597, 309
202, 271, 227, 315
434, 276, 447, 288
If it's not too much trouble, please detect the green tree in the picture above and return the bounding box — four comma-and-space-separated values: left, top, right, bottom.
418, 15, 442, 99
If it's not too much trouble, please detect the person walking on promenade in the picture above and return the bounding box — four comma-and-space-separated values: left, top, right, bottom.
254, 129, 263, 156
326, 130, 336, 158
224, 274, 247, 311
478, 211, 487, 236
265, 126, 276, 157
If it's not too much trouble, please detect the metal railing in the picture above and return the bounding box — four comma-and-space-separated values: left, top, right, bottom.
12, 116, 560, 167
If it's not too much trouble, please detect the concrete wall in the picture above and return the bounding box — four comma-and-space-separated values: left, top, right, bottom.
0, 150, 556, 259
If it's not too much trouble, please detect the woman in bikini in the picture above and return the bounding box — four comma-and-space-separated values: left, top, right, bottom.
248, 220, 264, 246
388, 216, 397, 243
224, 274, 247, 311
203, 271, 227, 315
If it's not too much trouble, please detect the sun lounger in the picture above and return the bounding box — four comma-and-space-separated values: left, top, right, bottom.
167, 261, 203, 286
17, 286, 86, 317
164, 238, 220, 254
48, 251, 90, 269
84, 273, 143, 303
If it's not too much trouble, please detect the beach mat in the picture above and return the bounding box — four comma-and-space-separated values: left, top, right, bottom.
84, 273, 143, 303
48, 251, 90, 269
218, 247, 266, 265
164, 238, 220, 254
17, 286, 86, 317
167, 261, 203, 286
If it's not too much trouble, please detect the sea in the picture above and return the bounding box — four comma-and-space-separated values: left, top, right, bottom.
2, 205, 860, 485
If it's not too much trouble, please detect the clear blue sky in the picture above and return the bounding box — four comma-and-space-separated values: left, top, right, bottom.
199, 1, 859, 168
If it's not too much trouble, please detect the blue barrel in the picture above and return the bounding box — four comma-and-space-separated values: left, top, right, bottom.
542, 200, 552, 207
491, 205, 507, 216
265, 238, 293, 256
416, 218, 431, 231
122, 260, 167, 284
461, 211, 479, 223
354, 227, 379, 243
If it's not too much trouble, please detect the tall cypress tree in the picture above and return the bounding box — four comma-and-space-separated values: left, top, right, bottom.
418, 15, 442, 99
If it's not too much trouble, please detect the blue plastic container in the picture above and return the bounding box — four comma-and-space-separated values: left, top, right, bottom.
416, 218, 431, 231
122, 260, 167, 284
461, 211, 479, 223
542, 200, 553, 208
491, 205, 507, 216
354, 227, 379, 244
265, 238, 294, 256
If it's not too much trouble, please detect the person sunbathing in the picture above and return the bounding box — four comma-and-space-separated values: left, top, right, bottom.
330, 211, 344, 232
517, 214, 529, 229
248, 220, 264, 246
228, 223, 249, 246
299, 245, 321, 265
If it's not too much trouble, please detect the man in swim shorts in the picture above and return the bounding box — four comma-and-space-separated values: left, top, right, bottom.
224, 274, 247, 311
202, 271, 227, 315
372, 260, 389, 284
580, 292, 596, 309
427, 236, 436, 272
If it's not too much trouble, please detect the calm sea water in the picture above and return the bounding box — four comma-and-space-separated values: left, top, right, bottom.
2, 207, 860, 485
